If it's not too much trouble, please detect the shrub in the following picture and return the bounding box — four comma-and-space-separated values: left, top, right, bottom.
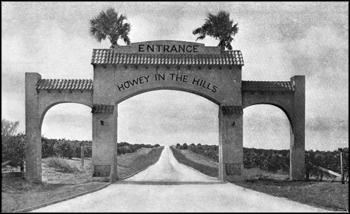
57, 140, 74, 159
45, 157, 80, 173
2, 134, 26, 170
116, 142, 160, 154
42, 138, 57, 158
2, 120, 26, 170
41, 138, 92, 159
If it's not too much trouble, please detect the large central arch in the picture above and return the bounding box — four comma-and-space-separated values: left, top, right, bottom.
91, 41, 244, 182
25, 40, 305, 183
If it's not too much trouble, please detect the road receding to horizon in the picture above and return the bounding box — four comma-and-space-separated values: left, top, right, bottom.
125, 145, 220, 183
33, 146, 328, 212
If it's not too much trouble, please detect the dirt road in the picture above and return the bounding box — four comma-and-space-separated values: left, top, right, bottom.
33, 146, 327, 212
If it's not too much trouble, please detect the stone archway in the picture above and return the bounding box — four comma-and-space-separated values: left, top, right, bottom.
242, 76, 305, 180
25, 73, 93, 183
25, 40, 305, 183
116, 89, 220, 179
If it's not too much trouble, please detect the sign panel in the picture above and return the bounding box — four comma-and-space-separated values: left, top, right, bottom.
116, 73, 219, 93
131, 40, 207, 54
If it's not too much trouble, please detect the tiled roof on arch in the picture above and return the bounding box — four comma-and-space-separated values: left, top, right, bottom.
242, 81, 295, 92
36, 79, 93, 90
91, 49, 244, 66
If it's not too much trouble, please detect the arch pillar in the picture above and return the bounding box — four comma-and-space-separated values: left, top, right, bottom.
25, 73, 42, 183
241, 76, 306, 180
290, 76, 305, 180
91, 104, 116, 178
111, 104, 119, 183
219, 105, 244, 182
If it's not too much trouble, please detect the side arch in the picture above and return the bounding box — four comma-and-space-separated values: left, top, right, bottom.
37, 90, 93, 127
241, 76, 306, 181
243, 102, 293, 130
242, 92, 294, 130
243, 104, 292, 146
25, 72, 94, 183
39, 101, 93, 128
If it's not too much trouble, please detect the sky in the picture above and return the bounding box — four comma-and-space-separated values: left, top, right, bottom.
2, 2, 348, 151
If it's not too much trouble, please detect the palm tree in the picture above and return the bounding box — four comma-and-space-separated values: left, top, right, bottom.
90, 8, 131, 48
193, 11, 239, 51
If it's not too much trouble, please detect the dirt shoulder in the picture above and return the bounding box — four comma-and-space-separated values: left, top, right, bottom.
233, 179, 349, 211
118, 146, 164, 180
170, 146, 218, 177
2, 177, 107, 213
1, 147, 163, 213
171, 147, 349, 211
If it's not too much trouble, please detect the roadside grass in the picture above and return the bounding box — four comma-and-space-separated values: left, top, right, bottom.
233, 180, 349, 211
44, 157, 81, 173
118, 146, 164, 179
42, 157, 95, 184
1, 146, 164, 213
170, 146, 218, 177
171, 146, 349, 211
2, 177, 105, 213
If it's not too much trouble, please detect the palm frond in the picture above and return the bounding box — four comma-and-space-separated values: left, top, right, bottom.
196, 35, 206, 41
192, 27, 202, 35
226, 42, 233, 50
89, 8, 131, 46
122, 35, 131, 45
193, 10, 239, 49
231, 23, 239, 36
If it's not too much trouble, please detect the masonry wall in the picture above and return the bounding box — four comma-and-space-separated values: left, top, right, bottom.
38, 90, 93, 124
25, 73, 42, 183
94, 64, 242, 105
25, 70, 305, 183
92, 64, 244, 179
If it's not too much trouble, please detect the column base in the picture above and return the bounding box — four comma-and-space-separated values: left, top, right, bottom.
92, 165, 111, 177
225, 175, 246, 182
290, 176, 306, 181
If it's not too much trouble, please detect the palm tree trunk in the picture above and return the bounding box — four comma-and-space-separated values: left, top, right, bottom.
220, 45, 225, 52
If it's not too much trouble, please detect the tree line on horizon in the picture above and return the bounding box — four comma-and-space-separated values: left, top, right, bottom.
175, 143, 349, 181
2, 119, 348, 181
1, 119, 160, 171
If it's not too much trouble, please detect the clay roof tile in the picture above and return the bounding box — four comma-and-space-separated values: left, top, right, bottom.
91, 49, 244, 66
36, 79, 94, 91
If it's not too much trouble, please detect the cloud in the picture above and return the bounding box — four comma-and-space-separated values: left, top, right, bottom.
285, 25, 348, 75
1, 92, 26, 133
118, 91, 219, 145
1, 72, 25, 94
41, 105, 92, 140
32, 21, 94, 79
307, 117, 348, 132
2, 35, 31, 66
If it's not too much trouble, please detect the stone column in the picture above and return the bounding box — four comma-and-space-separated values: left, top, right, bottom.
91, 104, 115, 178
290, 76, 305, 180
219, 105, 245, 182
25, 73, 42, 183
110, 104, 118, 183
